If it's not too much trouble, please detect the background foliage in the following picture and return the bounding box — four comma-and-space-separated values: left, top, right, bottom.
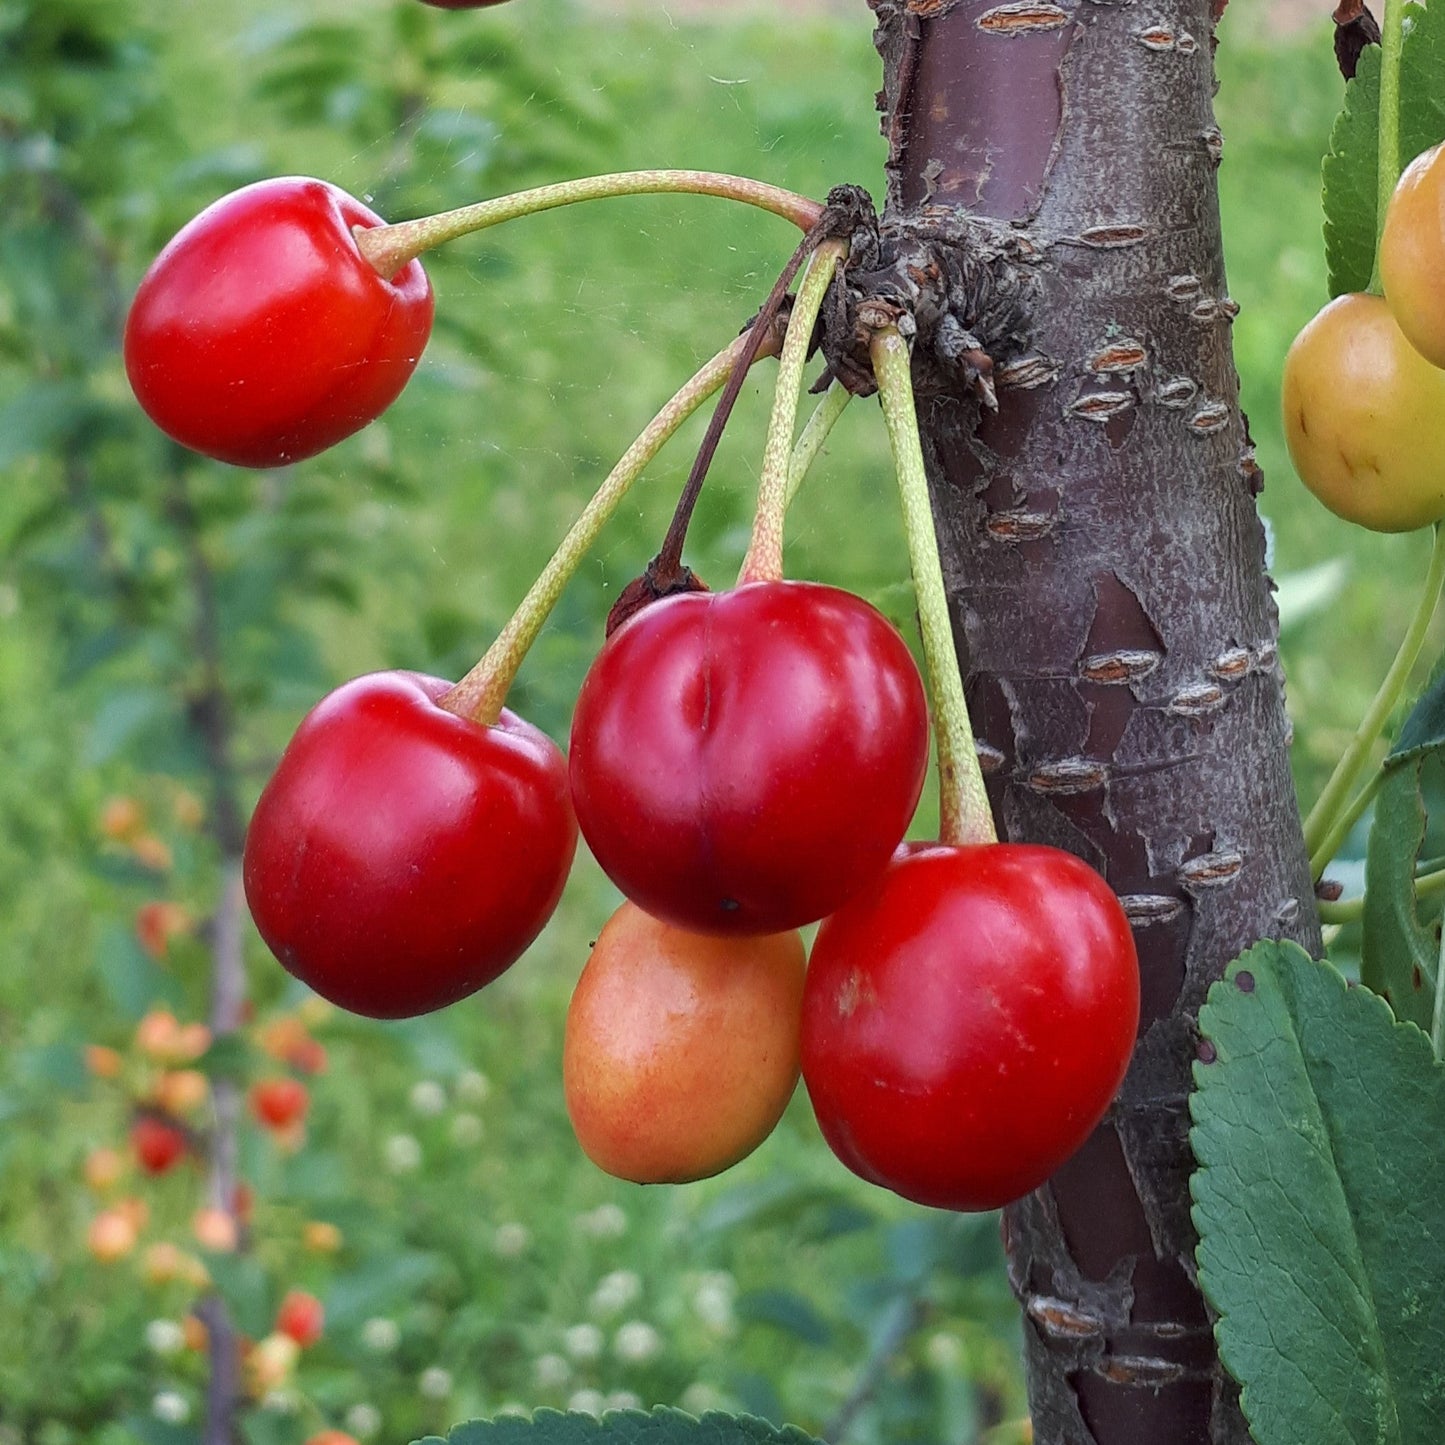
0, 1, 1428, 1441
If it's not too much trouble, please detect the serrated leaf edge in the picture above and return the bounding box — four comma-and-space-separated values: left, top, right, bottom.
414, 1408, 825, 1445
1188, 941, 1443, 1445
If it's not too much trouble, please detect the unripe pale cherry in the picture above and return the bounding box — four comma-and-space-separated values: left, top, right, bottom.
1381, 142, 1445, 370
564, 902, 806, 1184
1282, 292, 1445, 532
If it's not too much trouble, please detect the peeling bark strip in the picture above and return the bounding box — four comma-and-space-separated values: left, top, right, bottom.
865, 1, 1320, 1442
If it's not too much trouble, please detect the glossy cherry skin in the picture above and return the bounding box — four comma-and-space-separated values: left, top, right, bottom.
244, 671, 577, 1019
124, 178, 434, 468
420, 0, 510, 7
1282, 292, 1445, 532
801, 842, 1140, 1212
1382, 142, 1445, 370
564, 901, 806, 1184
569, 580, 929, 936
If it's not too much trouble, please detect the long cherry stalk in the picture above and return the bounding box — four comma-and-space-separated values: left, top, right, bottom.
1303, 523, 1445, 865
357, 170, 823, 277
871, 324, 995, 849
441, 331, 771, 726
738, 240, 847, 584
785, 382, 852, 508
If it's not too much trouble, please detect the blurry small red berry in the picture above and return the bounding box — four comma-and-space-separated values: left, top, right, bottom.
276, 1289, 325, 1348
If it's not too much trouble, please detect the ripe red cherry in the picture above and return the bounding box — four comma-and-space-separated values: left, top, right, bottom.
801, 842, 1140, 1212
420, 0, 510, 7
568, 580, 929, 935
250, 1078, 310, 1131
131, 1116, 188, 1175
275, 1289, 325, 1348
244, 671, 577, 1018
124, 177, 434, 468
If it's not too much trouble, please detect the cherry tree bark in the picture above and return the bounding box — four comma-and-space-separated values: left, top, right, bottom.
860, 2, 1322, 1440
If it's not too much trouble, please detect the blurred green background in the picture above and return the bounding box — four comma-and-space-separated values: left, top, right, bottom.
0, 1, 1425, 1441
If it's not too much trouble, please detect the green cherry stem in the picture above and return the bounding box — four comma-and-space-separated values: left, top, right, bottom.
440, 332, 762, 727
1317, 864, 1445, 925
1303, 522, 1445, 867
356, 171, 825, 278
738, 239, 847, 584
785, 381, 852, 510
1370, 0, 1407, 294
1308, 769, 1383, 879
870, 323, 996, 849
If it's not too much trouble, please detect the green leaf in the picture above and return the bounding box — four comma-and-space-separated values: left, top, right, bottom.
1323, 1, 1445, 296
1387, 662, 1445, 762
202, 1253, 273, 1339
323, 1251, 443, 1329
96, 922, 185, 1020
1362, 760, 1438, 1029
734, 1289, 832, 1346
195, 1033, 252, 1083
1190, 940, 1445, 1444
414, 1409, 824, 1445
83, 685, 172, 767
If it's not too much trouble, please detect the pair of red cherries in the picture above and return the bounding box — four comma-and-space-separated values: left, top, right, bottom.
124, 177, 1139, 1213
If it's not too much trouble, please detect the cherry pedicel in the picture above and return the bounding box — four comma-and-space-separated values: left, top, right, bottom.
568, 579, 930, 936
801, 843, 1140, 1212
124, 177, 434, 468
244, 671, 577, 1019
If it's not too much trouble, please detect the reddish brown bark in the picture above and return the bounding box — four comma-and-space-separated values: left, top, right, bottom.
861, 2, 1321, 1439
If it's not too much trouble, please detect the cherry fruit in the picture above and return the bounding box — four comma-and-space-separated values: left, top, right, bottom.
564, 901, 806, 1184
244, 671, 577, 1018
801, 843, 1139, 1212
1282, 292, 1445, 532
124, 178, 433, 468
131, 1116, 188, 1175
1381, 142, 1445, 370
276, 1289, 325, 1349
569, 580, 929, 935
250, 1078, 310, 1131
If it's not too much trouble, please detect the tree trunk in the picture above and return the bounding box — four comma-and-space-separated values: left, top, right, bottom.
864, 2, 1322, 1440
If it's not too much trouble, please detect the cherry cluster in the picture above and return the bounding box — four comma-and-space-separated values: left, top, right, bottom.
123, 167, 1141, 1213
1285, 143, 1445, 532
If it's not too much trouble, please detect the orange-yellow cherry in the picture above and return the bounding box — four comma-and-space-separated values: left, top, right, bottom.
563, 902, 805, 1184
1381, 142, 1445, 370
1282, 292, 1445, 532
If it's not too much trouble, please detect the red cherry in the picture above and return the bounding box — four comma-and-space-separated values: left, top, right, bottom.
419, 0, 511, 7
124, 177, 434, 468
801, 843, 1140, 1211
275, 1289, 325, 1348
131, 1116, 188, 1175
244, 671, 577, 1018
568, 580, 929, 935
250, 1078, 310, 1131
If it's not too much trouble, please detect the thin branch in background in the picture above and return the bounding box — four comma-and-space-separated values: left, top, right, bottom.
166, 456, 251, 1444
823, 1293, 931, 1443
